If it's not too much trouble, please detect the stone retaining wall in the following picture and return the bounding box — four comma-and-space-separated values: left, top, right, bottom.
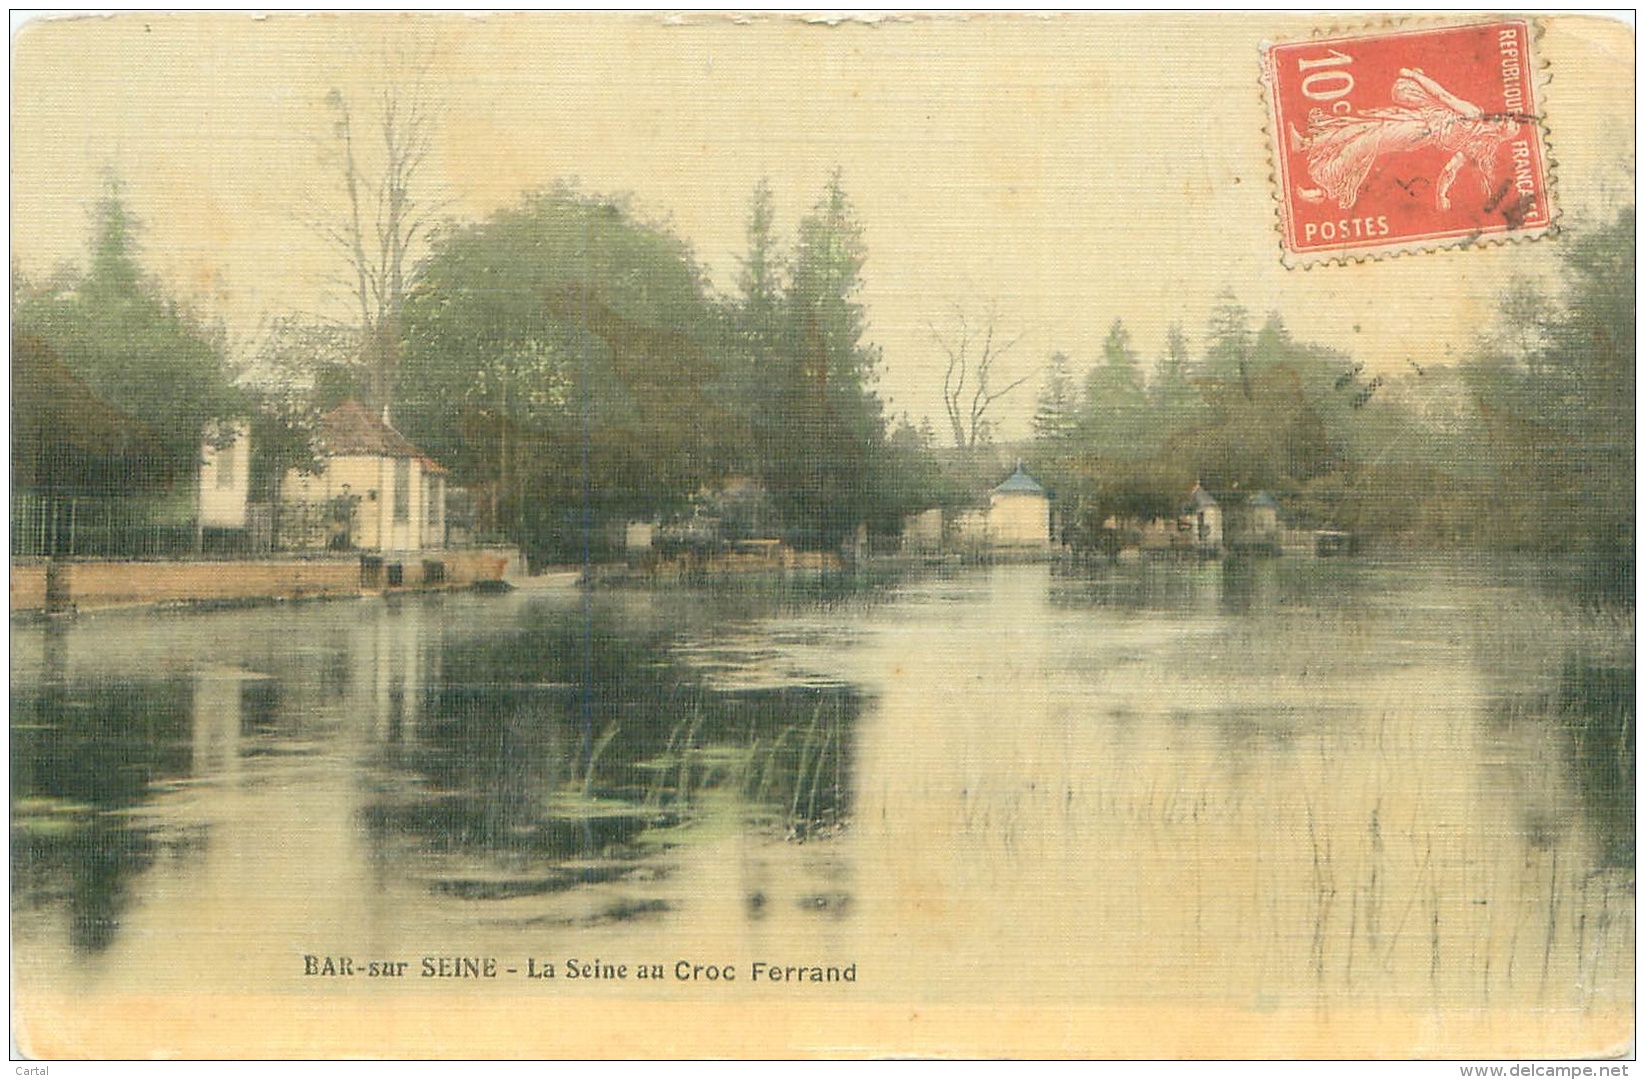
11, 563, 48, 612
10, 549, 515, 614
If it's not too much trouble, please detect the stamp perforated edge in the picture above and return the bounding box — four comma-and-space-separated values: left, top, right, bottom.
1258, 15, 1559, 270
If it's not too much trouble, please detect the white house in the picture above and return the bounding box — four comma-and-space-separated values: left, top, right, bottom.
198, 421, 251, 530
986, 465, 1052, 549
1184, 483, 1222, 554
281, 400, 447, 554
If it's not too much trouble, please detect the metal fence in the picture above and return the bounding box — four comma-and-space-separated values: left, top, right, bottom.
13, 491, 508, 560
11, 493, 199, 559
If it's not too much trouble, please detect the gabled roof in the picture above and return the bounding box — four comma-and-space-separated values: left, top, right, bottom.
318, 400, 427, 459
1185, 483, 1219, 511
993, 464, 1045, 495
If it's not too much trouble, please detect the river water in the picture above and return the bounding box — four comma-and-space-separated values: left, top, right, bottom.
10, 556, 1634, 1041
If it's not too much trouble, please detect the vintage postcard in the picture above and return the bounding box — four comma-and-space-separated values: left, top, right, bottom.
9, 11, 1635, 1062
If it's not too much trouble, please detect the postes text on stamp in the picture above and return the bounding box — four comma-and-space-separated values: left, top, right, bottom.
1263, 19, 1552, 265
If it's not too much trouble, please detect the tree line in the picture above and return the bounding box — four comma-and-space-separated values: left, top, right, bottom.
9, 110, 1633, 586
1022, 206, 1633, 597
13, 168, 925, 561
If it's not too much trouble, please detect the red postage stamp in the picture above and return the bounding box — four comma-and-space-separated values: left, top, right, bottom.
1263, 19, 1552, 265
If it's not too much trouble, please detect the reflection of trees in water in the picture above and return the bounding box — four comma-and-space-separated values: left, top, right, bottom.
11, 678, 193, 952
357, 606, 861, 891
1558, 660, 1634, 870
1474, 666, 1634, 1007
1487, 705, 1628, 872
1470, 559, 1633, 872
1048, 555, 1368, 618
12, 822, 158, 952
9, 590, 868, 944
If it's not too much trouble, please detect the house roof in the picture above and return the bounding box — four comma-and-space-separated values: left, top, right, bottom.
318, 400, 428, 459
993, 464, 1045, 495
11, 332, 178, 492
1185, 483, 1219, 510
1249, 491, 1280, 509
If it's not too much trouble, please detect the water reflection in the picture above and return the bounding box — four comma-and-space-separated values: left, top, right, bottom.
11, 656, 190, 953
1563, 661, 1635, 868
854, 559, 1633, 1010
12, 587, 867, 979
1480, 658, 1635, 875
9, 558, 1634, 1027
359, 598, 860, 877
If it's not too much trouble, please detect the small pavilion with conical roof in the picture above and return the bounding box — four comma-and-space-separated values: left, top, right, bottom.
987, 463, 1052, 549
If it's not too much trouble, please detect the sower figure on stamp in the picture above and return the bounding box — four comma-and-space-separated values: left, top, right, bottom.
1289, 68, 1523, 212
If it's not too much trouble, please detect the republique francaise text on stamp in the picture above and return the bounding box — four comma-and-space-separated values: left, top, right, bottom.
1263, 19, 1552, 265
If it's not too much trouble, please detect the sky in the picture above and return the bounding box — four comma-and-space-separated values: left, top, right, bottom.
9, 11, 1636, 441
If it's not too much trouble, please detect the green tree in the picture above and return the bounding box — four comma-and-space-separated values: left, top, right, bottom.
1174, 306, 1335, 496
737, 177, 784, 324
12, 182, 239, 480
1081, 319, 1154, 458
1468, 205, 1634, 585
730, 177, 789, 481
1251, 311, 1293, 374
1149, 320, 1208, 433
878, 413, 959, 521
399, 184, 727, 559
1202, 288, 1253, 393
1031, 351, 1081, 443
239, 315, 365, 501
770, 169, 891, 545
1552, 205, 1634, 588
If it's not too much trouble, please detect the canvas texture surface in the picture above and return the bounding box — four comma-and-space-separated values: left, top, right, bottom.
8, 11, 1635, 1060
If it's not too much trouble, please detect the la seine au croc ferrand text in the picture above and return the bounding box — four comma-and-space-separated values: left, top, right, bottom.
303, 954, 858, 985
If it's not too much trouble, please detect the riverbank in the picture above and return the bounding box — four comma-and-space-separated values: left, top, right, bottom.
10, 547, 516, 616
582, 545, 846, 586
11, 556, 1630, 1058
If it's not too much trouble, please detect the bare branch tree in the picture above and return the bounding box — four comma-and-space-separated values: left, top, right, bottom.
929, 300, 1029, 449
308, 55, 449, 416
